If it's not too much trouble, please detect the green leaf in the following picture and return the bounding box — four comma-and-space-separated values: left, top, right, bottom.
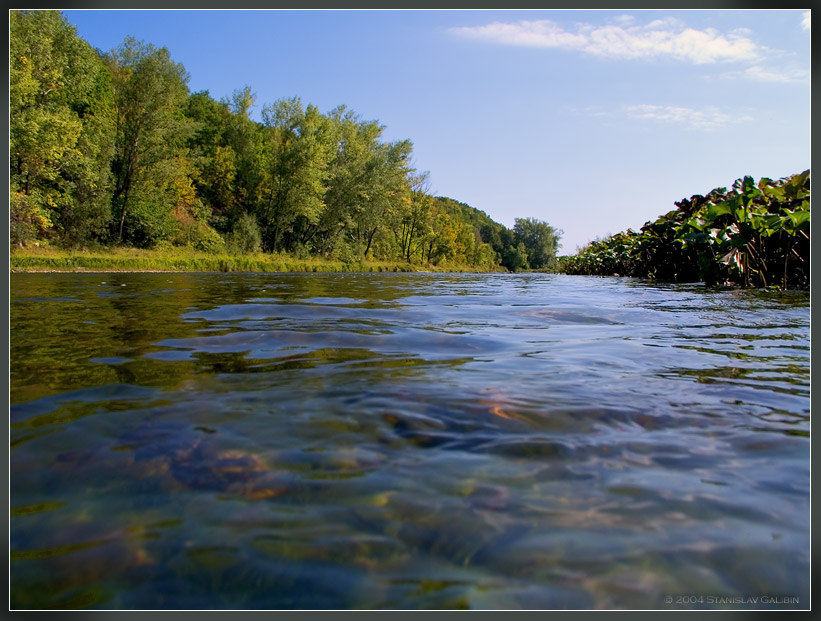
684, 216, 708, 231
749, 214, 784, 236
705, 201, 735, 220
785, 170, 811, 200
788, 209, 810, 228
682, 231, 711, 246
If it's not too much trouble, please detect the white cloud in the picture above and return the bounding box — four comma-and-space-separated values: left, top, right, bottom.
802, 11, 810, 30
623, 104, 754, 130
612, 15, 636, 27
575, 103, 754, 130
738, 65, 810, 83
448, 17, 762, 64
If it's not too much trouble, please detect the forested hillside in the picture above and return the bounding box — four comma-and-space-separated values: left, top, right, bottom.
10, 10, 561, 271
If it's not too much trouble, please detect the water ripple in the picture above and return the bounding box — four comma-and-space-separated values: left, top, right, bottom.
9, 272, 809, 609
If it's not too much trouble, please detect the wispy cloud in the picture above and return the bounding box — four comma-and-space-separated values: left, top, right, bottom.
448, 16, 762, 64
623, 104, 754, 130
733, 64, 810, 84
802, 11, 810, 30
577, 103, 755, 130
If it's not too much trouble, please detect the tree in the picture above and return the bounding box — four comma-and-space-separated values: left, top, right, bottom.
307, 106, 416, 260
318, 107, 376, 256
10, 12, 529, 266
359, 139, 415, 258
226, 211, 262, 254
221, 87, 265, 229
513, 217, 562, 269
394, 174, 433, 263
257, 98, 331, 252
503, 241, 530, 272
105, 37, 194, 245
185, 90, 237, 226
10, 10, 115, 245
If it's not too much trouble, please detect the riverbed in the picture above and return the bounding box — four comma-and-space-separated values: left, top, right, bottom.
9, 272, 810, 609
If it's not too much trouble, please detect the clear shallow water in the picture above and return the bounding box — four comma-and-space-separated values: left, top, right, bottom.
9, 272, 810, 610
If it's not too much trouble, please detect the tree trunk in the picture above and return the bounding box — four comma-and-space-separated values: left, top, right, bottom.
272, 224, 280, 253
118, 202, 127, 242
364, 227, 378, 256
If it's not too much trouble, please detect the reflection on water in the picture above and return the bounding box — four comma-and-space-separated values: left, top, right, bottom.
10, 273, 810, 609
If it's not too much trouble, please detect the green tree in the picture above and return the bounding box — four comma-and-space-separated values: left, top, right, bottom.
318, 107, 376, 256
257, 97, 331, 252
427, 197, 498, 267
306, 106, 419, 260
105, 37, 195, 246
513, 217, 562, 269
10, 10, 115, 245
394, 175, 433, 263
503, 241, 530, 272
226, 211, 262, 254
359, 140, 415, 258
221, 87, 265, 231
185, 90, 237, 226
423, 210, 457, 265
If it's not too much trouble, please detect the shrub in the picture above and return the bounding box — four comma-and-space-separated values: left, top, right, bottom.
226, 212, 262, 254
193, 226, 226, 254
560, 171, 810, 289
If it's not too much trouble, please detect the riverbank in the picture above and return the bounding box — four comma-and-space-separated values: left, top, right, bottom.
559, 172, 810, 289
9, 247, 504, 274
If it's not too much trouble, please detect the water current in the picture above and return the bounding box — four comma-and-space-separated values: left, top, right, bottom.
9, 272, 810, 609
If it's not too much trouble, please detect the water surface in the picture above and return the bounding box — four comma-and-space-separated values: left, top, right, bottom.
9, 272, 810, 609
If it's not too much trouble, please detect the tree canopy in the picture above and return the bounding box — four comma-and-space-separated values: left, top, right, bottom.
9, 10, 562, 272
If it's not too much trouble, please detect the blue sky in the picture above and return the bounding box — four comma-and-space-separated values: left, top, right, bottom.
62, 9, 811, 254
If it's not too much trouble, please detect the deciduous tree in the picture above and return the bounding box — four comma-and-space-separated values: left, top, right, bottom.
10, 10, 115, 245
513, 217, 562, 269
105, 37, 194, 245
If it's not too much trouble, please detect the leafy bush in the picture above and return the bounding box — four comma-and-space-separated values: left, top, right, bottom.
9, 192, 52, 247
226, 212, 262, 254
560, 171, 810, 289
193, 226, 226, 254
330, 239, 366, 264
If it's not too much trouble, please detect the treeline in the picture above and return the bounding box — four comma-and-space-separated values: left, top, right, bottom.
10, 10, 561, 271
559, 171, 810, 289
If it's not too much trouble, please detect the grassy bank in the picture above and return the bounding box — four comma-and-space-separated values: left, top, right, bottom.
9, 246, 503, 274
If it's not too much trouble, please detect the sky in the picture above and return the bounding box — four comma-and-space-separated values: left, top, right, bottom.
61, 8, 811, 254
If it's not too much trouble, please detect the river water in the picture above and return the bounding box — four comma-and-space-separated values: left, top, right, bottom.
9, 272, 810, 610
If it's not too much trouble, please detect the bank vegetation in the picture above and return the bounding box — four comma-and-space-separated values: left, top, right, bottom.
10, 10, 561, 274
560, 171, 810, 289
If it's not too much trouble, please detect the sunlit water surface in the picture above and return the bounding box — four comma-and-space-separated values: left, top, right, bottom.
10, 272, 810, 609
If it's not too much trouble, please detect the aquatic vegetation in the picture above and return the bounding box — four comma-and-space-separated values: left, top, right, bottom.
560, 171, 810, 289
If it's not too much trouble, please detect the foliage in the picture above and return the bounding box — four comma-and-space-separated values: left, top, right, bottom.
476, 213, 561, 272
226, 212, 263, 254
9, 10, 560, 273
560, 171, 810, 289
513, 217, 562, 270
10, 10, 116, 247
104, 36, 195, 245
257, 97, 330, 252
